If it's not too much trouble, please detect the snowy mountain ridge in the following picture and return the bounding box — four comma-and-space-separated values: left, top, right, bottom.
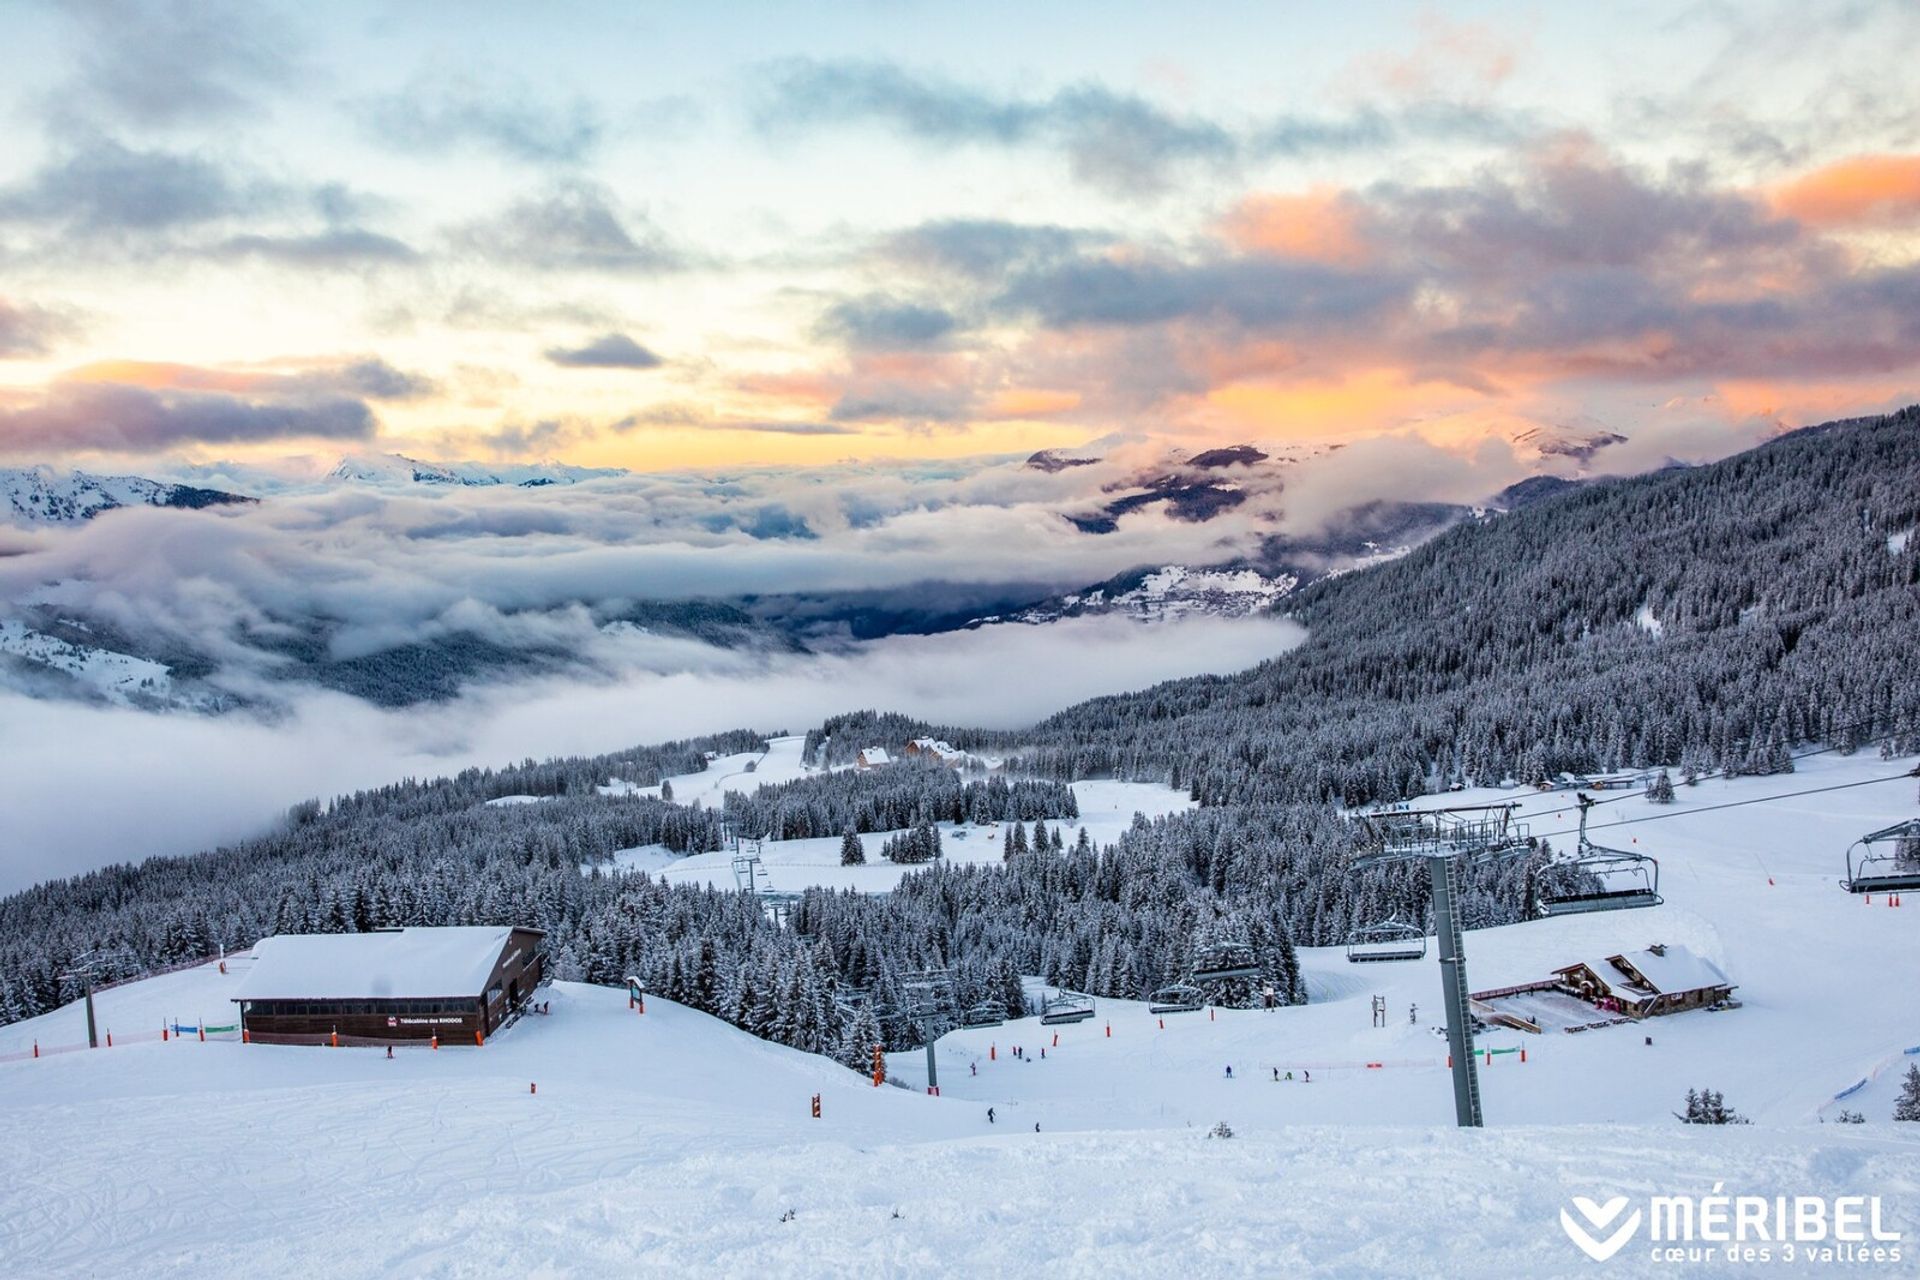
1, 465, 254, 527
324, 451, 625, 488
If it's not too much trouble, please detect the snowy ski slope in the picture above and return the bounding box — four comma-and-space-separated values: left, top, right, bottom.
2, 754, 1918, 1276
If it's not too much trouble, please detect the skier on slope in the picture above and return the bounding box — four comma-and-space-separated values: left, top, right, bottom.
987, 1107, 996, 1124
1224, 1065, 1233, 1079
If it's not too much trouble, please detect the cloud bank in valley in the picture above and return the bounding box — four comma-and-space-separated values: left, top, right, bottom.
0, 612, 1302, 892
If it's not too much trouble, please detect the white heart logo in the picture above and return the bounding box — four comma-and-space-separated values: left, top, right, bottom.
1560, 1195, 1643, 1262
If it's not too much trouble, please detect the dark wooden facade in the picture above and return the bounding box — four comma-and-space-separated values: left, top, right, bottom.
237, 927, 544, 1045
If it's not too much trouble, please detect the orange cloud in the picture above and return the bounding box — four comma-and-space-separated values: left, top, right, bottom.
985, 388, 1081, 418
1771, 154, 1920, 227
1194, 367, 1492, 439
1217, 188, 1371, 265
1713, 377, 1917, 424
65, 360, 269, 392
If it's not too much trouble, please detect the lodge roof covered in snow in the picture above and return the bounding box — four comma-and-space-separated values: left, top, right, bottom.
233, 926, 538, 1001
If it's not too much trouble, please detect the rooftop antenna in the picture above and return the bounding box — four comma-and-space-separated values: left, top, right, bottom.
1352, 803, 1532, 1127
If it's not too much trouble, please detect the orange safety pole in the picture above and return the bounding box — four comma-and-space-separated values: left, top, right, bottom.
1520, 1047, 1528, 1063
163, 1026, 169, 1043
431, 1033, 438, 1050
106, 1032, 112, 1048
32, 1041, 37, 1058
1105, 1023, 1112, 1038
242, 1028, 250, 1044
198, 1025, 205, 1042
1052, 1033, 1058, 1048
990, 1043, 996, 1061
1158, 1018, 1164, 1030
331, 1030, 339, 1048
476, 1030, 484, 1047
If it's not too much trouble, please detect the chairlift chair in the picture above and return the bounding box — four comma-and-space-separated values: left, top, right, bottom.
1841, 819, 1920, 894
1040, 990, 1095, 1025
961, 1000, 1006, 1028
1533, 793, 1663, 917
1148, 983, 1205, 1014
1344, 918, 1428, 963
1533, 846, 1662, 916
1189, 940, 1261, 983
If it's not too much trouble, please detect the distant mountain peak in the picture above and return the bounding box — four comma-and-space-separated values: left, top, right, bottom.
325, 452, 625, 488
1026, 448, 1100, 473
1185, 444, 1269, 469
2, 465, 255, 527
1509, 423, 1628, 465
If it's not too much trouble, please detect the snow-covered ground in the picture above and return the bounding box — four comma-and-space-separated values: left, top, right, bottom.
591, 735, 1197, 893
0, 618, 174, 705
5, 754, 1919, 1276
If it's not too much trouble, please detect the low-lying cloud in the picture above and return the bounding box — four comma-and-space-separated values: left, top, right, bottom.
0, 612, 1302, 891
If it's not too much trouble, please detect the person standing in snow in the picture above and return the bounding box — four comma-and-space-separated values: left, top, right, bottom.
987, 1107, 996, 1124
1272, 1067, 1279, 1082
1224, 1065, 1233, 1079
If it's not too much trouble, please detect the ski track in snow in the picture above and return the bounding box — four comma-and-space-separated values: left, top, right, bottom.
4, 754, 1920, 1276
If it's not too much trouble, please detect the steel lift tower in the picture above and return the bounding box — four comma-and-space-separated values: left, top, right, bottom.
1353, 804, 1532, 1127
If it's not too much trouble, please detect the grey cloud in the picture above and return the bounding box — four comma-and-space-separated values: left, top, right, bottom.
57, 0, 301, 128
455, 183, 686, 273
995, 256, 1413, 331
546, 333, 665, 369
1253, 102, 1530, 158
322, 359, 436, 401
0, 297, 78, 358
757, 60, 1235, 196
360, 76, 604, 165
0, 382, 375, 453
0, 139, 265, 233
884, 219, 1096, 278
815, 295, 958, 351
758, 60, 1540, 196
212, 228, 419, 268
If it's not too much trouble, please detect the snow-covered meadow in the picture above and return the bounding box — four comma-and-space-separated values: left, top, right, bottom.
587, 735, 1196, 893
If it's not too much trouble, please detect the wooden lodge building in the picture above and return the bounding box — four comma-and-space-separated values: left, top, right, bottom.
233, 926, 544, 1045
1552, 943, 1735, 1019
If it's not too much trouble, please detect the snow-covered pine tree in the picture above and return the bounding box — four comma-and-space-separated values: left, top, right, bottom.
840, 830, 865, 866
1895, 1063, 1920, 1122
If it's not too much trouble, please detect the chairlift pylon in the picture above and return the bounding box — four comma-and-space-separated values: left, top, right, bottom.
1345, 918, 1428, 963
1841, 818, 1920, 894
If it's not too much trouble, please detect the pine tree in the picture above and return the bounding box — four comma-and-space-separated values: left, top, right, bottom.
659, 779, 674, 803
1646, 769, 1675, 804
1895, 1063, 1920, 1122
840, 831, 865, 866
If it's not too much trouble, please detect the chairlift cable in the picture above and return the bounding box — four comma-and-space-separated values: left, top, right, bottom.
1576, 772, 1914, 836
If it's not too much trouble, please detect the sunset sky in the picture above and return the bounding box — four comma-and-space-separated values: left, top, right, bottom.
1, 0, 1917, 473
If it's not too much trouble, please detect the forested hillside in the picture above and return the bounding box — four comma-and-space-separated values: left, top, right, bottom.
1015, 408, 1920, 805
